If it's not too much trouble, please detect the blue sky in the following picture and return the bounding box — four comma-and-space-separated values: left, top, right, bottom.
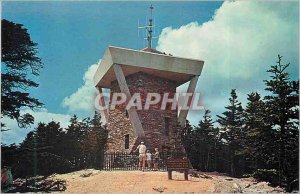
2, 1, 299, 144
2, 1, 221, 116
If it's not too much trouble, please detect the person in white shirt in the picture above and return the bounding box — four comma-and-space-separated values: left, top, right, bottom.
135, 142, 146, 171
146, 150, 152, 170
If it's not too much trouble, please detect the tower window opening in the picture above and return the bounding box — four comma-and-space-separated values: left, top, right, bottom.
166, 103, 172, 110
164, 117, 170, 136
125, 134, 129, 149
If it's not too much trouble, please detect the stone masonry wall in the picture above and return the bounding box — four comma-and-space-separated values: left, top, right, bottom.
106, 81, 136, 153
107, 71, 181, 153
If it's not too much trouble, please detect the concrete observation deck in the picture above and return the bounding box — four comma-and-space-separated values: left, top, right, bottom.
93, 46, 205, 128
93, 46, 204, 88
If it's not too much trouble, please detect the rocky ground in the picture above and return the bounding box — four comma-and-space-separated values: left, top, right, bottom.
200, 171, 285, 193
46, 169, 287, 193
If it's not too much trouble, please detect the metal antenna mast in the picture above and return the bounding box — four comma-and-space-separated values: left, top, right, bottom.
148, 5, 154, 48
138, 5, 157, 49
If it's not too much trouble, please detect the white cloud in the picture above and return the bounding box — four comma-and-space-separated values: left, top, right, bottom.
1, 108, 72, 145
157, 1, 299, 124
62, 62, 100, 112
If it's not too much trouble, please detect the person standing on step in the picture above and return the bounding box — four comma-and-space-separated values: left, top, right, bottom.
135, 142, 146, 171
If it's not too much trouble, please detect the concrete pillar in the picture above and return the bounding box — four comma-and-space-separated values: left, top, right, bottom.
178, 75, 199, 127
113, 64, 145, 137
96, 86, 109, 124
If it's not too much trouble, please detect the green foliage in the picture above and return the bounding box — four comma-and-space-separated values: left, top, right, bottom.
242, 92, 275, 172
217, 89, 244, 146
1, 19, 43, 130
1, 112, 108, 178
182, 110, 219, 171
181, 55, 298, 191
1, 53, 298, 191
253, 169, 279, 186
263, 55, 299, 189
217, 89, 244, 177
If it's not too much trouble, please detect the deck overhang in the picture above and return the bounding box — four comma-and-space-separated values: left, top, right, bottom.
93, 46, 204, 88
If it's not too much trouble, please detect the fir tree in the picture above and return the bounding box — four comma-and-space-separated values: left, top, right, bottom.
195, 109, 218, 171
243, 92, 274, 172
81, 111, 108, 168
181, 120, 195, 166
217, 89, 244, 176
263, 55, 299, 189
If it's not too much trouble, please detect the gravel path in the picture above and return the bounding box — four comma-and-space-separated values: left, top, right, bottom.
52, 169, 285, 193
54, 170, 215, 193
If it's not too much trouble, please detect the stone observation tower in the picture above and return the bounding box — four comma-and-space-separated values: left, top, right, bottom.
93, 6, 204, 153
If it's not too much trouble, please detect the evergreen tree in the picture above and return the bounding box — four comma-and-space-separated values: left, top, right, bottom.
62, 115, 85, 165
1, 19, 43, 130
91, 111, 103, 128
35, 121, 63, 155
85, 111, 108, 168
181, 120, 195, 166
263, 55, 299, 189
217, 89, 244, 176
181, 113, 219, 171
194, 109, 218, 171
181, 120, 193, 149
17, 131, 38, 177
1, 113, 109, 177
243, 92, 275, 173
